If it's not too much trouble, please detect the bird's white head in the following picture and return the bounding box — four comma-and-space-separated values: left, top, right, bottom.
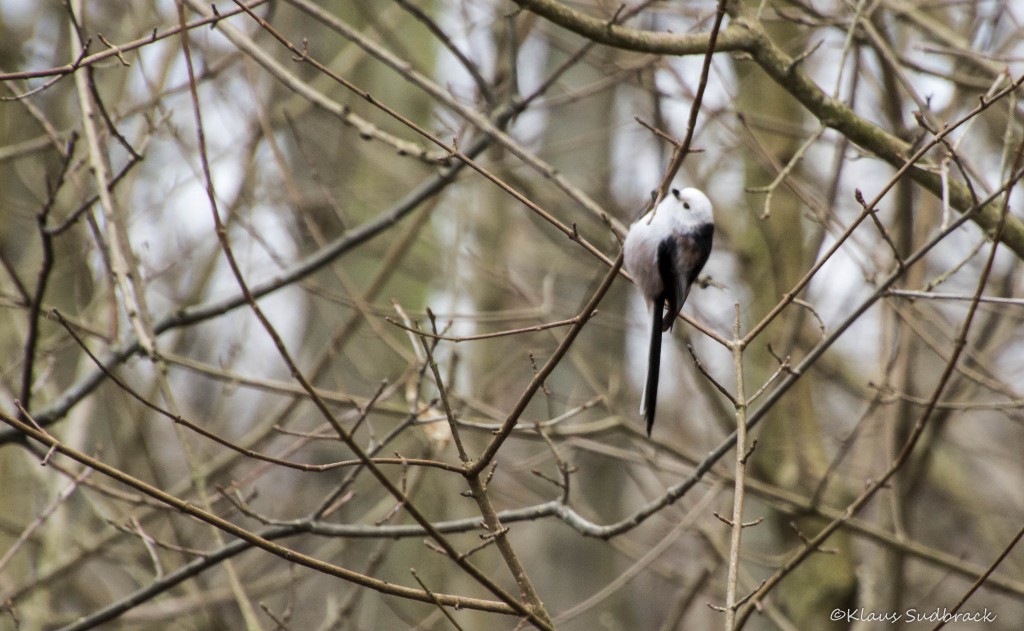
660, 187, 713, 226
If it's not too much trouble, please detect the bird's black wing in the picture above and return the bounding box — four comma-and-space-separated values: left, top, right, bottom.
656, 238, 679, 332
683, 223, 714, 286
669, 223, 714, 322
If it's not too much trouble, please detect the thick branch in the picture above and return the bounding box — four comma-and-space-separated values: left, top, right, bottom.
512, 0, 752, 55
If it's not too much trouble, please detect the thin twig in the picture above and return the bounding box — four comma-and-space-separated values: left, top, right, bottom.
650, 0, 729, 212
724, 304, 751, 630
687, 344, 737, 406
411, 569, 468, 631
387, 313, 590, 342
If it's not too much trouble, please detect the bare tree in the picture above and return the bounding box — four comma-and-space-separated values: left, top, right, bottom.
2, 1, 1024, 629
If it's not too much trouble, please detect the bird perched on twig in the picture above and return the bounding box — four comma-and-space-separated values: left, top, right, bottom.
623, 187, 714, 436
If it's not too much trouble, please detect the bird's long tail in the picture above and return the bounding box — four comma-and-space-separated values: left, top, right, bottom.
641, 301, 663, 436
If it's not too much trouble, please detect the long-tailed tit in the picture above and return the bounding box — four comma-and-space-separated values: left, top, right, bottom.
623, 187, 714, 436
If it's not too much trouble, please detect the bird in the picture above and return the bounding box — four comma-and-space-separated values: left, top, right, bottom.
623, 187, 714, 436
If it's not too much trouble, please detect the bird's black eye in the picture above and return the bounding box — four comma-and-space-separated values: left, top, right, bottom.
683, 202, 690, 210
671, 188, 680, 199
